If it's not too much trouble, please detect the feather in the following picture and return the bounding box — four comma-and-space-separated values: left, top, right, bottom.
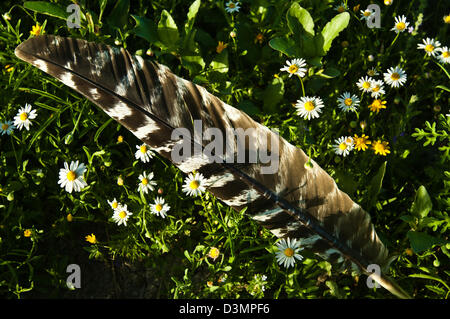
15, 35, 410, 298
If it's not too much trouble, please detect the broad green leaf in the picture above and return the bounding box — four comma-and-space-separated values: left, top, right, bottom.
23, 1, 69, 20
187, 0, 201, 22
262, 77, 284, 113
316, 12, 350, 56
237, 100, 260, 116
411, 186, 433, 218
131, 15, 159, 44
158, 10, 179, 49
209, 50, 228, 73
367, 161, 387, 209
286, 2, 315, 37
269, 37, 297, 57
407, 231, 448, 253
107, 0, 130, 29
182, 55, 205, 75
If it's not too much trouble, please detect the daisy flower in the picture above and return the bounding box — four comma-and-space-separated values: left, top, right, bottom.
417, 38, 441, 57
356, 76, 374, 93
182, 172, 207, 197
372, 140, 391, 156
150, 197, 170, 218
138, 171, 157, 194
333, 136, 354, 157
107, 198, 120, 210
367, 67, 379, 77
383, 66, 407, 88
225, 1, 240, 13
13, 103, 37, 131
275, 238, 304, 268
58, 161, 87, 193
353, 134, 371, 151
295, 96, 324, 120
368, 99, 387, 113
112, 204, 132, 226
337, 92, 360, 112
391, 15, 409, 33
370, 80, 385, 99
436, 46, 450, 64
334, 2, 347, 13
207, 247, 220, 260
0, 120, 15, 135
280, 58, 307, 78
135, 144, 154, 163
360, 8, 374, 20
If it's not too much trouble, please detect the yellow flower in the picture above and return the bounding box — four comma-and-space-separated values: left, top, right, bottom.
30, 24, 42, 36
85, 233, 97, 244
384, 0, 393, 5
405, 248, 414, 256
368, 99, 387, 113
254, 33, 264, 45
66, 213, 73, 222
207, 247, 220, 260
4, 64, 14, 72
207, 281, 214, 287
216, 41, 228, 54
353, 134, 371, 151
117, 135, 123, 143
444, 15, 450, 24
372, 140, 391, 156
353, 4, 360, 12
24, 229, 32, 237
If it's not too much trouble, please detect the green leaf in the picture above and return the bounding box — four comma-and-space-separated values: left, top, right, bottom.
317, 67, 341, 78
107, 0, 130, 29
436, 85, 450, 92
367, 161, 387, 209
269, 37, 297, 57
131, 15, 159, 44
237, 100, 260, 116
158, 10, 179, 49
23, 1, 69, 20
286, 2, 315, 37
411, 186, 433, 218
262, 77, 284, 113
316, 12, 350, 56
182, 55, 205, 75
187, 0, 201, 24
209, 50, 228, 74
407, 231, 448, 253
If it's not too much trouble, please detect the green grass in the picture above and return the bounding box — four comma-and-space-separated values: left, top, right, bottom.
0, 0, 449, 299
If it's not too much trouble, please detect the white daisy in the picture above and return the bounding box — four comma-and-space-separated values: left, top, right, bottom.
337, 92, 360, 112
383, 66, 407, 88
138, 171, 157, 194
107, 198, 120, 210
135, 144, 154, 163
225, 1, 240, 13
356, 76, 374, 93
391, 15, 409, 33
333, 136, 354, 157
13, 103, 37, 131
436, 46, 450, 64
0, 120, 15, 135
367, 67, 379, 77
417, 38, 441, 57
334, 2, 347, 13
182, 172, 207, 197
360, 9, 374, 20
275, 238, 304, 268
58, 160, 87, 193
150, 197, 170, 218
295, 96, 324, 120
112, 204, 132, 226
370, 80, 385, 98
280, 58, 307, 78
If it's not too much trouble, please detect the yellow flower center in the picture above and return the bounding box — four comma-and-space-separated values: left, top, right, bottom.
119, 211, 127, 219
362, 81, 371, 89
112, 202, 118, 209
209, 247, 220, 259
442, 51, 450, 58
24, 229, 32, 237
445, 15, 450, 24
396, 22, 406, 30
1, 123, 8, 130
373, 85, 380, 92
288, 64, 299, 74
346, 138, 353, 144
284, 247, 294, 257
141, 178, 148, 185
228, 2, 236, 8
390, 72, 400, 81
364, 11, 371, 17
337, 6, 345, 13
155, 204, 163, 212
20, 112, 28, 121
190, 180, 200, 189
140, 145, 147, 153
344, 98, 353, 106
304, 101, 315, 111
339, 142, 348, 151
66, 170, 77, 181
425, 44, 435, 52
